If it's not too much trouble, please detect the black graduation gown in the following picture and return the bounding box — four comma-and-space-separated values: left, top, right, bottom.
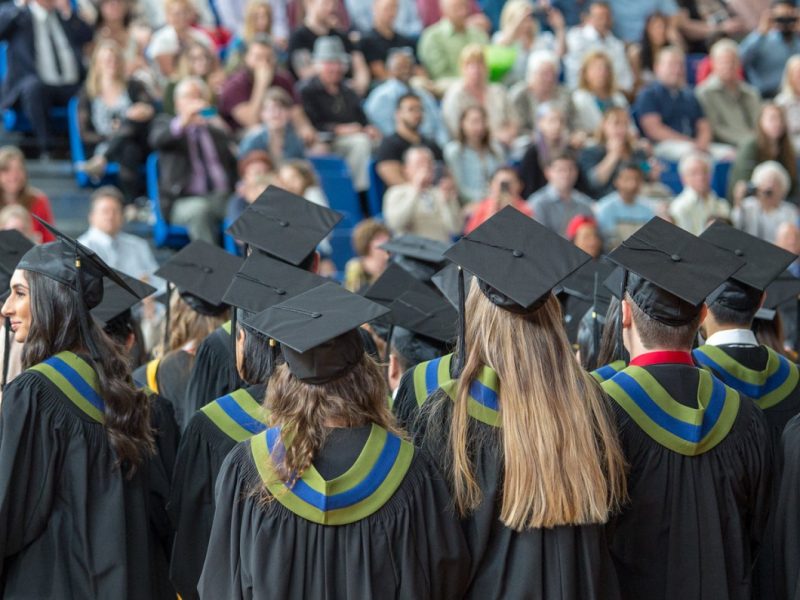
602, 363, 773, 600
168, 384, 267, 600
198, 424, 471, 599
133, 349, 197, 430
771, 413, 800, 599
0, 352, 163, 598
394, 353, 622, 600
182, 323, 237, 427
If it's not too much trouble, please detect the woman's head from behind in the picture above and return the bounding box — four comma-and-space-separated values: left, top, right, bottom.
447, 282, 626, 529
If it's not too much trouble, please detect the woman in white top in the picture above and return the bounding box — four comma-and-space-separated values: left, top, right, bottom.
571, 50, 630, 139
732, 160, 800, 243
775, 55, 800, 155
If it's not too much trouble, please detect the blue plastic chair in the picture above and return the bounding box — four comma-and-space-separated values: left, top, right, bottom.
686, 53, 707, 87
309, 155, 364, 226
222, 218, 243, 255
328, 225, 355, 276
659, 160, 683, 195
367, 159, 385, 217
145, 153, 191, 249
712, 160, 731, 199
67, 96, 120, 187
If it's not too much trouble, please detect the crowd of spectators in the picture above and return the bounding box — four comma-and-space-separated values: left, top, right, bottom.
1, 0, 800, 286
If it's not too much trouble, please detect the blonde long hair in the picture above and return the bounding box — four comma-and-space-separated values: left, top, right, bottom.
86, 39, 127, 99
445, 284, 627, 530
153, 290, 229, 357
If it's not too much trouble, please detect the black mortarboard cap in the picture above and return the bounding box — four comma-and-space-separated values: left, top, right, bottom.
755, 274, 800, 321
243, 282, 389, 384
431, 263, 474, 310
18, 217, 138, 309
223, 251, 329, 315
607, 217, 745, 325
226, 185, 342, 265
380, 234, 449, 282
0, 230, 34, 291
91, 271, 157, 327
444, 206, 591, 311
387, 289, 457, 343
363, 262, 435, 307
559, 258, 616, 343
391, 326, 449, 367
154, 241, 243, 316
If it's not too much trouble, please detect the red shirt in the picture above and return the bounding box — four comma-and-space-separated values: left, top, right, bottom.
464, 197, 533, 234
26, 191, 55, 243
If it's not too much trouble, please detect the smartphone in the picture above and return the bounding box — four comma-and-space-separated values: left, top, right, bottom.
199, 106, 218, 119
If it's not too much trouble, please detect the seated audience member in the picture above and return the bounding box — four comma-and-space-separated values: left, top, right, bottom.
728, 103, 798, 202
147, 0, 214, 81
238, 88, 306, 162
608, 0, 678, 44
528, 153, 594, 237
358, 0, 417, 82
219, 34, 299, 130
287, 0, 369, 96
444, 105, 506, 204
570, 50, 631, 138
518, 103, 573, 197
0, 205, 38, 242
77, 186, 165, 293
490, 0, 566, 86
776, 55, 800, 154
277, 159, 330, 209
566, 213, 603, 258
441, 44, 517, 146
0, 0, 93, 158
93, 0, 157, 88
364, 48, 448, 146
594, 162, 654, 248
77, 40, 155, 203
695, 39, 760, 147
775, 221, 800, 277
343, 219, 392, 292
669, 152, 730, 235
740, 0, 800, 98
149, 77, 237, 244
373, 93, 443, 187
627, 12, 681, 96
218, 0, 291, 49
346, 0, 423, 38
464, 166, 532, 234
508, 50, 573, 135
579, 107, 650, 199
635, 46, 733, 162
161, 41, 226, 115
417, 0, 488, 85
225, 150, 275, 224
224, 0, 277, 70
565, 1, 632, 92
300, 37, 378, 194
732, 160, 800, 242
0, 146, 55, 242
383, 146, 462, 242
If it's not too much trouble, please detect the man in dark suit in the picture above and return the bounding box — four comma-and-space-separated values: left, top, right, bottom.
149, 76, 237, 244
0, 0, 93, 156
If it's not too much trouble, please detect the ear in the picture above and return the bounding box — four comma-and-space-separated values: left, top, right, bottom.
758, 291, 767, 310
621, 298, 633, 329
311, 251, 321, 274
699, 303, 708, 323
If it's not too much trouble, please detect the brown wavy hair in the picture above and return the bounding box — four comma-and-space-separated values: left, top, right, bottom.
153, 289, 229, 357
0, 146, 42, 212
756, 103, 797, 184
436, 282, 627, 530
21, 271, 154, 475
264, 353, 400, 488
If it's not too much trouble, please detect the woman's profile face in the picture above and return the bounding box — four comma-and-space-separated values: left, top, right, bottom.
2, 269, 31, 343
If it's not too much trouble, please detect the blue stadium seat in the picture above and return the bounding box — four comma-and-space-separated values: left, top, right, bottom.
222, 218, 242, 255
659, 160, 683, 195
308, 155, 364, 225
67, 96, 120, 187
145, 153, 191, 249
328, 225, 355, 276
367, 159, 385, 217
711, 160, 731, 199
686, 53, 707, 87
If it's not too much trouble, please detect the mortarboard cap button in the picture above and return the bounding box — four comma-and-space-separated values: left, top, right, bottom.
670, 254, 681, 262
734, 249, 744, 256
512, 250, 523, 258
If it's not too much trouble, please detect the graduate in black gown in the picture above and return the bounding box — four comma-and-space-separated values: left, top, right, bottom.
199, 282, 470, 599
601, 217, 773, 600
182, 185, 342, 416
0, 222, 162, 598
393, 207, 627, 600
0, 230, 34, 390
132, 241, 242, 429
91, 273, 180, 599
169, 252, 327, 600
771, 412, 800, 599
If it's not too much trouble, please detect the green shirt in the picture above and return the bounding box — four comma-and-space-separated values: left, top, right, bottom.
417, 19, 488, 81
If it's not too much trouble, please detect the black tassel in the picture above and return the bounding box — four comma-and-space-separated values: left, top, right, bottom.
383, 324, 394, 365
617, 269, 628, 364
268, 338, 279, 377
2, 316, 10, 389
230, 308, 239, 389
795, 297, 800, 352
163, 282, 172, 351
73, 245, 100, 362
453, 266, 466, 378
592, 271, 600, 358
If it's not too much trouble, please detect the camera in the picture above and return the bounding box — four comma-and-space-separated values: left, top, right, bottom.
745, 182, 758, 197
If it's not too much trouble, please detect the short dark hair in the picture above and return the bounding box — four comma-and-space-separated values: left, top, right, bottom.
546, 152, 577, 168
616, 161, 643, 177
708, 299, 760, 328
627, 293, 702, 350
90, 185, 125, 208
490, 165, 519, 182
396, 92, 421, 111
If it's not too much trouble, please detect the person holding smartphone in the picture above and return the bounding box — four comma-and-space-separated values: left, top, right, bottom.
148, 76, 237, 244
464, 166, 532, 234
